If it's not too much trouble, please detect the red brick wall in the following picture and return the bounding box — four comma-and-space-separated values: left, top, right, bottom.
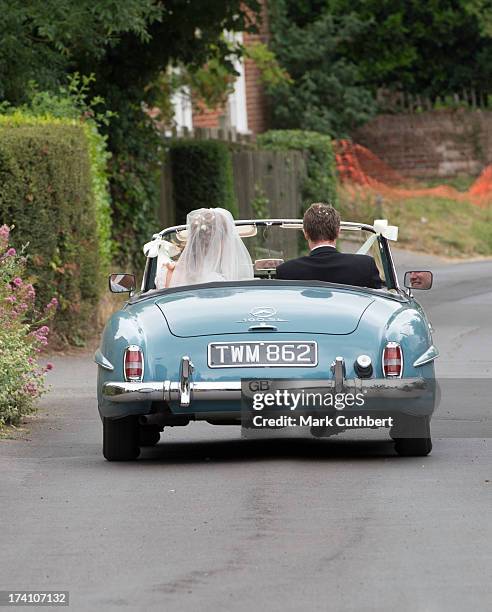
192, 103, 225, 130
191, 0, 270, 133
352, 110, 492, 178
242, 0, 270, 134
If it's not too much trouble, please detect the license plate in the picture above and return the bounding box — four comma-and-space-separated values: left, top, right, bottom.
208, 341, 318, 368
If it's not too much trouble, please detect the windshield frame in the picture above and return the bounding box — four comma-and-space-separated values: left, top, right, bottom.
141, 219, 399, 293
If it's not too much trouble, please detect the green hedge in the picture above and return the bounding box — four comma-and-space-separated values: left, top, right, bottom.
0, 116, 106, 343
257, 130, 338, 210
169, 140, 238, 224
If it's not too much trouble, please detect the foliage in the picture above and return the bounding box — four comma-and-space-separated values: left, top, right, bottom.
0, 1, 262, 267
251, 186, 270, 218
169, 140, 238, 225
325, 0, 492, 100
0, 117, 102, 343
268, 0, 492, 125
0, 0, 163, 102
267, 1, 376, 136
258, 130, 338, 210
244, 42, 293, 88
0, 225, 57, 426
10, 74, 114, 271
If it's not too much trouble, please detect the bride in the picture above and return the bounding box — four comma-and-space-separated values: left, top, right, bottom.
163, 208, 254, 287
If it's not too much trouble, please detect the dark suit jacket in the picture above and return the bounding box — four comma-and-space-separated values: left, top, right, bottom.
276, 246, 383, 289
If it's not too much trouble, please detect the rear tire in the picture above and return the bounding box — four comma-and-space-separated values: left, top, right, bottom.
103, 416, 140, 461
392, 415, 432, 457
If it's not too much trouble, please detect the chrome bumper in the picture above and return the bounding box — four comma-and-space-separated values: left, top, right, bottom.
102, 377, 431, 406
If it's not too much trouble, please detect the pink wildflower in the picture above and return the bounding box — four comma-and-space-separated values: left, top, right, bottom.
25, 284, 35, 300
46, 362, 54, 371
0, 225, 9, 239
5, 247, 16, 257
12, 277, 23, 287
5, 295, 16, 303
46, 297, 59, 310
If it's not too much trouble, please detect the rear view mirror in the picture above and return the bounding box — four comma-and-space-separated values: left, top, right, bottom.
254, 258, 284, 271
109, 273, 136, 293
404, 270, 433, 290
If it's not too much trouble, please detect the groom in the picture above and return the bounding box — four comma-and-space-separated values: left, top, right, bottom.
276, 203, 382, 288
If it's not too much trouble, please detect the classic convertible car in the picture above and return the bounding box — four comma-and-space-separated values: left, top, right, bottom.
96, 219, 439, 460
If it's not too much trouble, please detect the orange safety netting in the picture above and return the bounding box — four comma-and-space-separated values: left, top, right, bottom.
335, 139, 492, 205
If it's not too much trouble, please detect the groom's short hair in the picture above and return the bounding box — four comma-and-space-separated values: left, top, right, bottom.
303, 203, 340, 242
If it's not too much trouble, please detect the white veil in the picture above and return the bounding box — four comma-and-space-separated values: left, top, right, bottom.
169, 208, 254, 287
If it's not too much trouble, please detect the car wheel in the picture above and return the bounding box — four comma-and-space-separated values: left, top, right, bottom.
392, 415, 432, 457
139, 425, 161, 447
103, 416, 140, 461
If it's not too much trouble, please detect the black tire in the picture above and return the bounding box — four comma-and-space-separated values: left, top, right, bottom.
103, 416, 140, 461
139, 425, 161, 447
392, 415, 432, 457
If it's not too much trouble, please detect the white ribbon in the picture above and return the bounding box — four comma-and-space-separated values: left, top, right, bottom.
356, 219, 398, 255
143, 237, 181, 260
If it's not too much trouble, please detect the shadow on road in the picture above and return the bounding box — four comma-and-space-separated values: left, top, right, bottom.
136, 436, 401, 465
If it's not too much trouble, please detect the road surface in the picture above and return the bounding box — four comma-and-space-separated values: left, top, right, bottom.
1, 251, 491, 611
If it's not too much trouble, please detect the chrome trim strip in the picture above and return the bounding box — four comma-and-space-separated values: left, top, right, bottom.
413, 345, 440, 367
94, 349, 114, 371
179, 356, 194, 407
103, 382, 165, 402
332, 356, 346, 395
103, 377, 430, 404
158, 219, 376, 238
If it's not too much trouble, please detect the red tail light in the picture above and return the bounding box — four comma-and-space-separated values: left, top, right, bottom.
124, 346, 143, 382
383, 342, 403, 377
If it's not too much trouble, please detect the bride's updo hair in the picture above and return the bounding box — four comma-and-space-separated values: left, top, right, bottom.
169, 207, 253, 287
189, 209, 217, 252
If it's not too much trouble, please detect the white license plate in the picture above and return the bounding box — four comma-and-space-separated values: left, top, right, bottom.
208, 341, 318, 368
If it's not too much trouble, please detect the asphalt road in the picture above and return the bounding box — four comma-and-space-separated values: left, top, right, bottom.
1, 251, 491, 612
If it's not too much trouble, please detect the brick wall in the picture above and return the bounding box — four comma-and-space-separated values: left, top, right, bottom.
192, 103, 225, 130
192, 1, 270, 134
352, 110, 492, 178
243, 1, 270, 134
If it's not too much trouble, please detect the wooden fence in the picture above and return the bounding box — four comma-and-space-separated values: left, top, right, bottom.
158, 147, 307, 237
376, 88, 491, 113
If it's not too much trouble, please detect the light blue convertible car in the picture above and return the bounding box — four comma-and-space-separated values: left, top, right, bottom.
96, 219, 438, 460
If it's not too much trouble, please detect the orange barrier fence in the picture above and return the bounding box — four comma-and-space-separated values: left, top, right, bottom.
335, 139, 492, 205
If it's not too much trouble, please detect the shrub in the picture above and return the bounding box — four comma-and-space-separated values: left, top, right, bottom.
12, 77, 114, 273
0, 116, 102, 343
257, 130, 338, 211
0, 225, 56, 426
169, 139, 238, 224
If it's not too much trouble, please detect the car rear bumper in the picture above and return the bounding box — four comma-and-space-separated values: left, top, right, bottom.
102, 377, 435, 415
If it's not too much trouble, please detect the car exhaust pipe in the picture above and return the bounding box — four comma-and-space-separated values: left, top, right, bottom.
139, 413, 168, 426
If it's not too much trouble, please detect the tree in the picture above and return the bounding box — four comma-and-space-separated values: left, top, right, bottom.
327, 0, 492, 98
267, 0, 492, 137
267, 0, 376, 136
0, 0, 261, 264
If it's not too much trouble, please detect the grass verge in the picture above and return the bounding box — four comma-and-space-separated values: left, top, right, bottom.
338, 186, 492, 258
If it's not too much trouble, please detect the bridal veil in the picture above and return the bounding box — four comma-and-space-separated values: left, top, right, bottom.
169, 208, 254, 287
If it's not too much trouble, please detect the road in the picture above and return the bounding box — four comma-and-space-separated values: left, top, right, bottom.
1, 251, 491, 612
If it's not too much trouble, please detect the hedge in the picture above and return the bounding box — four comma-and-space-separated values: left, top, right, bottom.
257, 130, 338, 210
169, 139, 238, 224
0, 115, 109, 343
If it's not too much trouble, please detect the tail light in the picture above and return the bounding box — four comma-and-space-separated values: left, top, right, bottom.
383, 342, 403, 377
124, 345, 144, 382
